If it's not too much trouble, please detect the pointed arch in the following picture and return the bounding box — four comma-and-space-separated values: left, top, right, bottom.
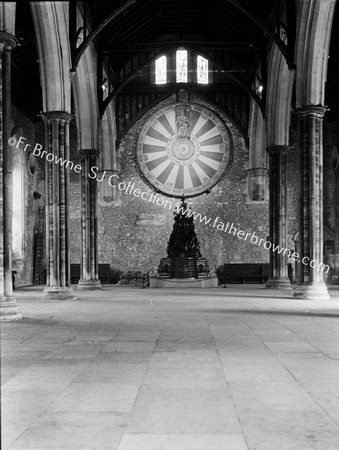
266, 31, 295, 146
0, 2, 16, 34
30, 1, 72, 112
72, 41, 99, 149
295, 0, 336, 107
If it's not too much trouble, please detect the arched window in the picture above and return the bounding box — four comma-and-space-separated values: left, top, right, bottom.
155, 55, 167, 84
154, 50, 210, 85
197, 55, 208, 84
176, 49, 188, 83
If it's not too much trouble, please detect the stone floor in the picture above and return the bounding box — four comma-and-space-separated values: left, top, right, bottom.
1, 285, 339, 450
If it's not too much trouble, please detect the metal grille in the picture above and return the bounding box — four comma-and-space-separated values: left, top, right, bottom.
33, 207, 45, 285
117, 270, 150, 287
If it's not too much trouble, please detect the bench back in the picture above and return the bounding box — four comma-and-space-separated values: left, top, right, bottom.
224, 263, 269, 276
70, 263, 111, 283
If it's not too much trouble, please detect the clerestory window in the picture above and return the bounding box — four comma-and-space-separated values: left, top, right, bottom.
154, 50, 209, 85
176, 49, 188, 83
155, 55, 167, 84
197, 55, 208, 84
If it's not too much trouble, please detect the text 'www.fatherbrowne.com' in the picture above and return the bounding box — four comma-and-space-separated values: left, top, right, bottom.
8, 135, 329, 273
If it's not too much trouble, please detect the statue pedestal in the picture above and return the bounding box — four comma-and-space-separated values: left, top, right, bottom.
158, 258, 171, 278
150, 277, 218, 288
171, 257, 197, 278
154, 198, 214, 287
158, 257, 210, 279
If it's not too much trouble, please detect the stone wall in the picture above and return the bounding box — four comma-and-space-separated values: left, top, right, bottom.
95, 93, 270, 274
12, 98, 339, 285
323, 111, 339, 283
323, 113, 339, 243
68, 121, 82, 263
286, 115, 301, 252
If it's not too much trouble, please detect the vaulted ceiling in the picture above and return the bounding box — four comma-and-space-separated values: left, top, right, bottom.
10, 0, 339, 123
87, 0, 281, 99
89, 0, 272, 45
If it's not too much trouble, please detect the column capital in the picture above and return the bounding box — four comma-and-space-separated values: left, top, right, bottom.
41, 111, 73, 123
80, 149, 99, 157
0, 31, 19, 52
266, 145, 289, 155
294, 105, 327, 118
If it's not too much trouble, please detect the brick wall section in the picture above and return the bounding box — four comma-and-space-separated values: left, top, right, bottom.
69, 180, 81, 260
323, 112, 339, 256
68, 121, 82, 263
286, 115, 301, 251
323, 115, 338, 236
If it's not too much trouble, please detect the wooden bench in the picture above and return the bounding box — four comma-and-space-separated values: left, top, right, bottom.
98, 264, 111, 284
223, 263, 270, 284
70, 264, 80, 284
222, 263, 293, 285
70, 263, 111, 284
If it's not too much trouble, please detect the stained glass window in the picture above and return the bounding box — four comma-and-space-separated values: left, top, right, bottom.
176, 50, 188, 83
197, 55, 208, 84
155, 56, 167, 84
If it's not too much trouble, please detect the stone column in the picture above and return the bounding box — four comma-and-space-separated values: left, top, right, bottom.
247, 167, 268, 202
0, 31, 22, 320
42, 111, 76, 300
293, 106, 330, 300
266, 145, 292, 289
77, 150, 101, 289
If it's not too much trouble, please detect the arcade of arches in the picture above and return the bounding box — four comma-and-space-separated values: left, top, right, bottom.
1, 1, 339, 314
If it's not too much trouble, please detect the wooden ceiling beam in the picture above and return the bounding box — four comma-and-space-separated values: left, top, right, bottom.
103, 41, 259, 53
72, 0, 138, 72
117, 83, 247, 95
224, 0, 295, 69
100, 45, 263, 118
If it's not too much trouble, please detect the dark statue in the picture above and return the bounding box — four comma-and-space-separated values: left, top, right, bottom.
157, 197, 210, 279
167, 198, 202, 258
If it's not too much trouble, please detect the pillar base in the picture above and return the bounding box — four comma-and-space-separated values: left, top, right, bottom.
266, 277, 292, 290
42, 287, 76, 301
0, 296, 22, 321
293, 282, 330, 300
77, 279, 102, 290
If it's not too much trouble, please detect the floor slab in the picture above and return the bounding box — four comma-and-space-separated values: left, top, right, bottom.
2, 285, 339, 450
